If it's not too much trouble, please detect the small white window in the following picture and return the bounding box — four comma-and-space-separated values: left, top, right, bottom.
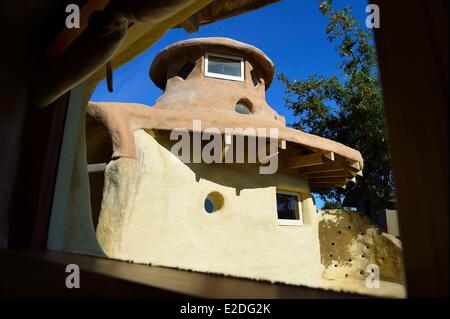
204, 52, 244, 82
276, 190, 303, 226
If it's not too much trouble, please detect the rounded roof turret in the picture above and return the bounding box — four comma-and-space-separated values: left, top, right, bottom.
149, 37, 274, 90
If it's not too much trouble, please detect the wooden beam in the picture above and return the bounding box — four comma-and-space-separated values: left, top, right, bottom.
350, 161, 361, 170
371, 0, 448, 297
323, 151, 334, 161
0, 250, 369, 298
299, 160, 348, 174
260, 151, 279, 164
197, 5, 212, 21
349, 161, 363, 176
285, 152, 334, 170
222, 133, 232, 161
308, 177, 347, 184
308, 171, 353, 179
47, 0, 111, 60
279, 139, 286, 150
180, 15, 200, 33
285, 153, 324, 169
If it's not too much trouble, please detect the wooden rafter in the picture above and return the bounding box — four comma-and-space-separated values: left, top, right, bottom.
309, 183, 343, 191
298, 160, 348, 174
308, 177, 347, 184
47, 0, 111, 60
279, 139, 286, 150
350, 161, 361, 170
180, 14, 200, 33
222, 133, 232, 161
308, 171, 354, 179
284, 151, 334, 170
346, 177, 357, 183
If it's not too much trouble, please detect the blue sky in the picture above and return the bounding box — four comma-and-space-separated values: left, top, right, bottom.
92, 0, 369, 208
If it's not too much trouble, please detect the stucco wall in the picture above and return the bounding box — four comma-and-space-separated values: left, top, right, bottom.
318, 210, 404, 283
318, 210, 406, 297
96, 129, 324, 288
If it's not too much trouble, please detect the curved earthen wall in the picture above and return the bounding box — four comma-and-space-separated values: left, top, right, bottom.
318, 209, 406, 297
95, 129, 325, 288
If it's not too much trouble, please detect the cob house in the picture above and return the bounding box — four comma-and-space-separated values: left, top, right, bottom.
85, 37, 366, 289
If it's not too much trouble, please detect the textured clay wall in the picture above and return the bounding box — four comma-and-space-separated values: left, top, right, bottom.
96, 129, 324, 288
318, 210, 406, 297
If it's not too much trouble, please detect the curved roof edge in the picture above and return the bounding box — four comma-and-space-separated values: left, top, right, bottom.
86, 101, 364, 190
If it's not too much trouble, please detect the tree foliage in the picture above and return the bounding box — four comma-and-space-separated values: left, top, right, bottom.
322, 200, 342, 210
278, 0, 393, 211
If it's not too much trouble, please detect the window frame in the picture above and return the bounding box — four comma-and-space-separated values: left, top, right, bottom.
276, 189, 303, 226
204, 52, 245, 82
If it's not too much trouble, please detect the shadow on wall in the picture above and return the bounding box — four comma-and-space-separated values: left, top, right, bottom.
86, 116, 113, 229
154, 130, 308, 195
85, 126, 316, 230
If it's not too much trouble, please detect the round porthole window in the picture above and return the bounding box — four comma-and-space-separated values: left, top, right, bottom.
235, 101, 252, 115
204, 192, 224, 214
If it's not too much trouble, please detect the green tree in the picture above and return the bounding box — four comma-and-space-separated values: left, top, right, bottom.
278, 0, 393, 213
322, 200, 342, 210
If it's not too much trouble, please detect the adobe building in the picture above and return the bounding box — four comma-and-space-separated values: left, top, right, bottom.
84, 37, 365, 290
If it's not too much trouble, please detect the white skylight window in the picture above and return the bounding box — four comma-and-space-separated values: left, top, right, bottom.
204, 52, 245, 82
